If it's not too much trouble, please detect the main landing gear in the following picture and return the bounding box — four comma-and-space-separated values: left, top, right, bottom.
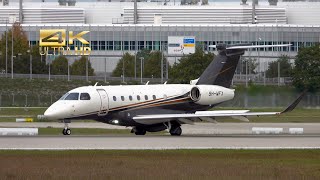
165, 122, 182, 136
131, 127, 146, 135
62, 120, 71, 135
169, 126, 182, 136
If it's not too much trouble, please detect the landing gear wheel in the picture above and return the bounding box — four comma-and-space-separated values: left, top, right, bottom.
133, 127, 146, 135
62, 120, 71, 136
66, 129, 71, 135
170, 126, 182, 136
62, 128, 71, 135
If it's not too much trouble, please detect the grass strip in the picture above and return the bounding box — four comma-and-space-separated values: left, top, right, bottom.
0, 149, 319, 179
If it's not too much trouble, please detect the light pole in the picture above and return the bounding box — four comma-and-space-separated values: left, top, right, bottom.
27, 48, 32, 80
5, 21, 8, 78
11, 23, 13, 79
67, 59, 70, 81
47, 55, 51, 81
104, 57, 107, 83
86, 56, 89, 82
11, 55, 16, 79
140, 57, 144, 84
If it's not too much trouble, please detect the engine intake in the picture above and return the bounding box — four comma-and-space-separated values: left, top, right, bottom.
189, 85, 235, 105
190, 86, 201, 102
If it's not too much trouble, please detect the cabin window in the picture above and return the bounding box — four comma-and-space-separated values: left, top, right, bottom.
121, 96, 125, 101
129, 96, 133, 101
59, 93, 69, 100
163, 94, 167, 99
137, 95, 141, 101
145, 95, 148, 100
65, 93, 79, 100
153, 95, 156, 100
113, 96, 117, 101
80, 93, 91, 100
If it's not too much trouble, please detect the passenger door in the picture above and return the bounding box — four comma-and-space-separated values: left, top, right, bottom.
96, 89, 109, 116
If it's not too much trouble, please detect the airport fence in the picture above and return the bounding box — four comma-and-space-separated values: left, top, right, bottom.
0, 73, 293, 86
0, 92, 319, 108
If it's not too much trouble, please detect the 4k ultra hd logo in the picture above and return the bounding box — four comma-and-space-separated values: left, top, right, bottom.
39, 29, 91, 56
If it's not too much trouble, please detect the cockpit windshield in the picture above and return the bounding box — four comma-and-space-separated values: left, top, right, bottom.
59, 93, 69, 100
64, 93, 79, 100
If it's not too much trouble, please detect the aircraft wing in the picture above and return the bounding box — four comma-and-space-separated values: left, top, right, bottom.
133, 90, 307, 125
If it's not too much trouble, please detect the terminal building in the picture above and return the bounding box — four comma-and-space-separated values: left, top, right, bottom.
0, 0, 320, 73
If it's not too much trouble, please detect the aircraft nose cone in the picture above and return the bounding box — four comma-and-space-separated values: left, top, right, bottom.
43, 102, 70, 120
44, 106, 57, 120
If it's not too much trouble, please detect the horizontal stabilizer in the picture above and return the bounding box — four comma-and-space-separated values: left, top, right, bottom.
208, 44, 292, 50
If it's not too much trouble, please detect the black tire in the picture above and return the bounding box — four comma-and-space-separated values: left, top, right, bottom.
134, 128, 146, 135
170, 126, 182, 136
62, 129, 66, 135
66, 129, 71, 135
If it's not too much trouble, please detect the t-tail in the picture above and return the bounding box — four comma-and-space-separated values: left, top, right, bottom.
196, 44, 292, 88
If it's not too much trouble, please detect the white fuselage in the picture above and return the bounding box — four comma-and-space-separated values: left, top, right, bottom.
44, 84, 235, 123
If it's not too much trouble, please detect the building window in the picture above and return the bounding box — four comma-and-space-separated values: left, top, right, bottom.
113, 96, 117, 101
124, 41, 129, 50
130, 41, 136, 51
99, 41, 106, 50
107, 41, 113, 50
138, 41, 144, 50
114, 41, 121, 50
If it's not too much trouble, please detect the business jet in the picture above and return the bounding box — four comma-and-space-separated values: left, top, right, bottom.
40, 44, 305, 136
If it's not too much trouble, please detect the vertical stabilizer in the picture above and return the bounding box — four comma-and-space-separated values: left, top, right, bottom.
196, 44, 245, 88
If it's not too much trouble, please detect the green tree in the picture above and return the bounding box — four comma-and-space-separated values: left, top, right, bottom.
144, 51, 169, 78
112, 50, 170, 79
292, 45, 320, 91
0, 22, 30, 73
170, 47, 214, 83
112, 52, 135, 77
237, 58, 258, 74
52, 56, 69, 75
71, 56, 95, 76
0, 23, 48, 74
266, 55, 292, 78
31, 45, 49, 74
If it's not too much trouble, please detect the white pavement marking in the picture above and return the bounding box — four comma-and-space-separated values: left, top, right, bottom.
1, 122, 320, 134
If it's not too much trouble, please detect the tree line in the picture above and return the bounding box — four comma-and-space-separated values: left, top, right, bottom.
0, 23, 94, 76
112, 45, 320, 91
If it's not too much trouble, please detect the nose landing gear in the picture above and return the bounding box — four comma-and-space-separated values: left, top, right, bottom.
62, 128, 71, 135
62, 120, 71, 135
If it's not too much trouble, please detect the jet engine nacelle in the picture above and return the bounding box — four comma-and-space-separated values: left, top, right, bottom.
189, 85, 235, 105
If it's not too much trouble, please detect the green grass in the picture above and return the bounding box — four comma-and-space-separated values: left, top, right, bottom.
0, 149, 320, 179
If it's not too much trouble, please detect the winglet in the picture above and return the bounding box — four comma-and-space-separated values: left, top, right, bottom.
280, 89, 307, 114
